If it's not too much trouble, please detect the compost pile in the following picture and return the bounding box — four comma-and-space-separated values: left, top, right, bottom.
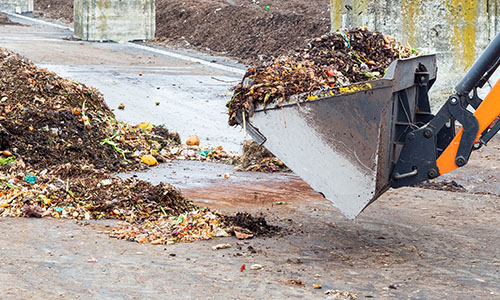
227, 27, 417, 125
0, 47, 273, 245
0, 13, 15, 25
235, 140, 288, 172
0, 47, 183, 172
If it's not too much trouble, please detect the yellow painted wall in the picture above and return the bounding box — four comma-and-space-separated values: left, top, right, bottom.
329, 0, 497, 84
446, 0, 479, 70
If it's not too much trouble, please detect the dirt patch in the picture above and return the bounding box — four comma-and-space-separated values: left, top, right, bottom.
34, 0, 73, 24
416, 180, 467, 193
225, 212, 280, 236
154, 0, 329, 63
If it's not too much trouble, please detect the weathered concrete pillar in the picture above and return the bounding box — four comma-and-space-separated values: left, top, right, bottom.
74, 0, 155, 42
331, 0, 499, 96
0, 0, 33, 13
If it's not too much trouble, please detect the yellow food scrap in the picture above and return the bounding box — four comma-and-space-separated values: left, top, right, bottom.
141, 155, 158, 166
338, 83, 372, 94
138, 121, 153, 131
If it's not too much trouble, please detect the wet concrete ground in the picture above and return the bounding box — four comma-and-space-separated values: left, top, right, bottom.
1, 14, 500, 300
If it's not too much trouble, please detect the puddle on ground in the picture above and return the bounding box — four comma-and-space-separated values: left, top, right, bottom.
119, 160, 325, 209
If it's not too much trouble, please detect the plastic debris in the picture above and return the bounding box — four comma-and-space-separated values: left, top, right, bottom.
250, 264, 263, 270
313, 284, 322, 289
265, 5, 270, 10
23, 173, 37, 184
240, 264, 246, 272
275, 201, 286, 205
212, 243, 232, 251
118, 103, 125, 110
199, 149, 211, 157
87, 257, 98, 263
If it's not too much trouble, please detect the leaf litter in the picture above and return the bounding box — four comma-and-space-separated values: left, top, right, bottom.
0, 47, 277, 245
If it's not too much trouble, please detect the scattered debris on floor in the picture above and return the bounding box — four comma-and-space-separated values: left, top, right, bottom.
284, 279, 305, 286
415, 180, 467, 193
112, 209, 230, 245
249, 264, 263, 270
225, 212, 280, 236
227, 27, 417, 125
325, 290, 358, 300
234, 140, 288, 172
212, 243, 232, 251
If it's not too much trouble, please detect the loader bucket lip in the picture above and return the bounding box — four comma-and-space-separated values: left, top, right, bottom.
254, 78, 393, 112
252, 55, 437, 113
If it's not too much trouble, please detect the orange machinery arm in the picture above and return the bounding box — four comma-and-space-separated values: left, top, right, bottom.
437, 79, 500, 175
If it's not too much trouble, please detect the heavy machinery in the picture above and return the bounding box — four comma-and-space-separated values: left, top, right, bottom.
236, 32, 500, 219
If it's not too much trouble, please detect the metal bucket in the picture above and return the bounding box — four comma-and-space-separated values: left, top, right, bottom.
242, 55, 438, 218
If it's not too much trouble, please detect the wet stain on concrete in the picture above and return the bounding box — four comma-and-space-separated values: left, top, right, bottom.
183, 179, 324, 210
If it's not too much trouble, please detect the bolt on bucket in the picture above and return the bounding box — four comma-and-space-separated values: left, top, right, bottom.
239, 55, 437, 218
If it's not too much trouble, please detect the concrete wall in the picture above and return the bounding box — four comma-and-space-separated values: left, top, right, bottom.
331, 0, 499, 98
74, 0, 155, 42
0, 0, 33, 13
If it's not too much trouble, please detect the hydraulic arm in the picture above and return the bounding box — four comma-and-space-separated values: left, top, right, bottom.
391, 32, 500, 187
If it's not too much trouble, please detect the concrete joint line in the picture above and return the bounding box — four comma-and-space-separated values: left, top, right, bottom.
125, 43, 246, 76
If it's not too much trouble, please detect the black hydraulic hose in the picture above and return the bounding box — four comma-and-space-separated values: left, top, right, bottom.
478, 56, 500, 88
455, 31, 500, 96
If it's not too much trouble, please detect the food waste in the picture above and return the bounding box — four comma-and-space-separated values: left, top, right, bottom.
227, 27, 417, 125
0, 47, 276, 245
234, 140, 288, 172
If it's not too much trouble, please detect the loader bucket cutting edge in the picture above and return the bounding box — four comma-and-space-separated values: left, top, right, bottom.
242, 55, 438, 218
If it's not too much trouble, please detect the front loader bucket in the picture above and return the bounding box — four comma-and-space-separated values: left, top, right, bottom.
241, 55, 437, 218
